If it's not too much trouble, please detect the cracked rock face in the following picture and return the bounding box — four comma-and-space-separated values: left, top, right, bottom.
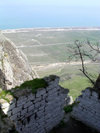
0, 31, 35, 90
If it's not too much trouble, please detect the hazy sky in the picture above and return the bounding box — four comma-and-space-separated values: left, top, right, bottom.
0, 0, 100, 6
0, 0, 100, 29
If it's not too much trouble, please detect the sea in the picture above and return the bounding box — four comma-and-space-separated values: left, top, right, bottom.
0, 6, 100, 29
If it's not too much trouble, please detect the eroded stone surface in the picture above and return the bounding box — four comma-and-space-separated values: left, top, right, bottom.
0, 31, 35, 90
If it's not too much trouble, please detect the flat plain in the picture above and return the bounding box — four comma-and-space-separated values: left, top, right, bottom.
4, 28, 100, 99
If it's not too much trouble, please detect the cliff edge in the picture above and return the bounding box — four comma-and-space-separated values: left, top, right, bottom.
0, 31, 35, 90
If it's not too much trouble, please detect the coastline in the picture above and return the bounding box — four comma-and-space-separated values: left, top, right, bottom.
2, 27, 100, 33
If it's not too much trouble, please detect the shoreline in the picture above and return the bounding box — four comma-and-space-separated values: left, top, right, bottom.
2, 27, 100, 33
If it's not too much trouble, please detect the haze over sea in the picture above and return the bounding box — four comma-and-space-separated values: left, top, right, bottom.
0, 0, 100, 29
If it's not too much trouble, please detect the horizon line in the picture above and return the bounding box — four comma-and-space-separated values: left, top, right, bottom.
2, 26, 100, 31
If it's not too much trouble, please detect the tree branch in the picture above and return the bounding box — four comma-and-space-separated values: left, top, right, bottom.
75, 40, 95, 85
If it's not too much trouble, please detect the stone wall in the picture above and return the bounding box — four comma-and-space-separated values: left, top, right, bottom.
1, 76, 68, 133
71, 88, 100, 132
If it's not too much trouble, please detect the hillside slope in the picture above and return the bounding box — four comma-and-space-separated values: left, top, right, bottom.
0, 31, 36, 90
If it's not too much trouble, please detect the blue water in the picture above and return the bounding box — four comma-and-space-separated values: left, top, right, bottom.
0, 6, 100, 29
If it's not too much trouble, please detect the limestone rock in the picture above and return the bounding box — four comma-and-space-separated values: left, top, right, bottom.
66, 96, 73, 105
0, 31, 35, 90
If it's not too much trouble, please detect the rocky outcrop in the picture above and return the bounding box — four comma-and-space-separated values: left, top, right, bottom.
0, 75, 68, 133
0, 31, 35, 90
71, 88, 100, 132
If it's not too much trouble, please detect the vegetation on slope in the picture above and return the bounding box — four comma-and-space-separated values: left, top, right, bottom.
0, 78, 47, 102
14, 78, 47, 93
4, 30, 100, 100
64, 102, 78, 113
0, 89, 13, 103
60, 77, 92, 100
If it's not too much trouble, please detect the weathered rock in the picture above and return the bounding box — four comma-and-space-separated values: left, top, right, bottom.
0, 31, 35, 90
66, 96, 73, 105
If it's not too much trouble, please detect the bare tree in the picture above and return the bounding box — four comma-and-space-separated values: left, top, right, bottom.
68, 40, 100, 90
75, 40, 95, 85
87, 40, 100, 53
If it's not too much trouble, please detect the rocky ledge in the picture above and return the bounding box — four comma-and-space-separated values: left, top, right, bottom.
0, 31, 36, 90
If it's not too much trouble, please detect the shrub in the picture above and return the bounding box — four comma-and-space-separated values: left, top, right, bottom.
64, 102, 78, 113
58, 120, 66, 127
0, 78, 47, 101
13, 78, 48, 93
64, 105, 73, 113
0, 90, 13, 103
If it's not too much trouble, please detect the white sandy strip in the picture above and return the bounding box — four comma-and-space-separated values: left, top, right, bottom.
2, 28, 100, 33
